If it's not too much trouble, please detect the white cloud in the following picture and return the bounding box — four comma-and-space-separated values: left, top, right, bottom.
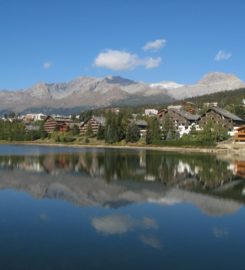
43, 61, 53, 69
91, 215, 135, 235
94, 49, 161, 71
143, 39, 167, 52
139, 235, 161, 249
214, 50, 232, 61
91, 215, 159, 236
143, 57, 162, 69
142, 217, 159, 229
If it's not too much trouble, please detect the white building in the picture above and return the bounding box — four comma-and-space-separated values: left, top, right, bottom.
144, 109, 158, 116
23, 113, 46, 122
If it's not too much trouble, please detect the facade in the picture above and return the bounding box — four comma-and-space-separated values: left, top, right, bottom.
144, 109, 158, 116
80, 116, 105, 136
23, 113, 46, 122
181, 101, 197, 114
199, 107, 245, 131
158, 108, 200, 137
133, 120, 148, 137
43, 116, 73, 133
234, 160, 245, 178
235, 125, 245, 142
203, 102, 218, 108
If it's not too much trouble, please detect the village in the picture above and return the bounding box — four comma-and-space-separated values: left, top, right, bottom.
1, 100, 245, 145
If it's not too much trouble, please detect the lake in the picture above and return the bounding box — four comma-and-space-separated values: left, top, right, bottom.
0, 144, 245, 270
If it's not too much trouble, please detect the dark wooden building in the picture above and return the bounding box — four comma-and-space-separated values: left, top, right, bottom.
199, 107, 245, 130
43, 116, 73, 133
235, 125, 245, 142
80, 116, 105, 136
235, 160, 245, 178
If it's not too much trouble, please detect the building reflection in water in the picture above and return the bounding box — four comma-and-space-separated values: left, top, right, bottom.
0, 149, 245, 209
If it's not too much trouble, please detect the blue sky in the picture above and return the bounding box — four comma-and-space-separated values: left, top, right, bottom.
0, 0, 245, 89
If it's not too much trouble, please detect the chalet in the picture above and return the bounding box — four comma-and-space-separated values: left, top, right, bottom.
158, 108, 200, 137
198, 107, 245, 132
80, 116, 105, 136
235, 125, 245, 142
181, 101, 197, 114
43, 116, 73, 133
234, 160, 245, 178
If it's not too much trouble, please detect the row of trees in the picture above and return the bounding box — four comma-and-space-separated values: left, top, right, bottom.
0, 120, 46, 141
84, 111, 142, 143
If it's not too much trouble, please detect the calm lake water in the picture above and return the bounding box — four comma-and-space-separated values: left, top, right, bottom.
0, 144, 245, 270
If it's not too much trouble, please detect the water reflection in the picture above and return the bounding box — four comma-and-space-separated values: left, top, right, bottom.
0, 146, 245, 270
0, 147, 245, 215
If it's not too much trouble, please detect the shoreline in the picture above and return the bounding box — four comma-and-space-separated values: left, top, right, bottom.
0, 140, 225, 154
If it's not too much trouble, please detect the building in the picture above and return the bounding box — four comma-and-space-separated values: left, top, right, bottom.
235, 125, 245, 142
181, 101, 197, 114
22, 113, 46, 122
25, 124, 40, 132
234, 160, 245, 178
158, 108, 200, 137
80, 116, 105, 136
133, 120, 148, 137
43, 116, 73, 133
203, 102, 218, 108
167, 105, 182, 110
199, 107, 245, 132
144, 109, 158, 116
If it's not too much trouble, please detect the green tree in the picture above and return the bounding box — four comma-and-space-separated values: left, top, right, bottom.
105, 111, 119, 144
79, 110, 93, 122
146, 118, 161, 144
162, 114, 176, 140
97, 125, 105, 140
70, 124, 80, 136
126, 123, 140, 143
198, 119, 229, 145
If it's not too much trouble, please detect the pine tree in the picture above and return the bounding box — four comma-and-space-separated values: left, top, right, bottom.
146, 118, 161, 144
97, 125, 105, 140
126, 123, 140, 142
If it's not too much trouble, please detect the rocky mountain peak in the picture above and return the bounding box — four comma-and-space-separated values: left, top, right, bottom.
168, 72, 245, 99
26, 82, 51, 99
0, 72, 244, 114
103, 75, 136, 86
198, 72, 243, 85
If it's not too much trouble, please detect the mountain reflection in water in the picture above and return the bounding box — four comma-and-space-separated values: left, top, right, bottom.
0, 146, 245, 216
1, 145, 245, 270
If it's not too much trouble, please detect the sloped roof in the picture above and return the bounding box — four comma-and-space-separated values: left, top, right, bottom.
237, 125, 245, 131
135, 120, 148, 127
209, 107, 244, 122
44, 115, 72, 123
170, 108, 200, 121
129, 119, 148, 127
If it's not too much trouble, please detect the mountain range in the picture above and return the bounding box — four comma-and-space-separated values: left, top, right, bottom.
0, 72, 244, 114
